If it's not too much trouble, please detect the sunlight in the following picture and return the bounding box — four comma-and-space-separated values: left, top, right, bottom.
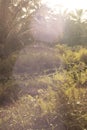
30, 0, 87, 43
42, 0, 87, 11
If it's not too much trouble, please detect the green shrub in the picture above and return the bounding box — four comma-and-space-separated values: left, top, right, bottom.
0, 80, 20, 106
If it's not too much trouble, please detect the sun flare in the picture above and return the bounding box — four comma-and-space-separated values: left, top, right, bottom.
30, 0, 87, 43
42, 0, 87, 11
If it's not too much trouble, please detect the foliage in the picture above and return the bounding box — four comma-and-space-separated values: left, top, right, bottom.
0, 0, 41, 104
0, 0, 87, 129
0, 44, 87, 130
61, 9, 87, 45
0, 80, 20, 106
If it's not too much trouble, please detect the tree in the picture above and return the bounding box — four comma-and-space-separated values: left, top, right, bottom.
0, 0, 41, 57
62, 9, 87, 45
0, 0, 41, 104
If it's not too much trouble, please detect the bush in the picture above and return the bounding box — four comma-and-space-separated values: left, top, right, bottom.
0, 52, 18, 82
0, 80, 20, 106
75, 48, 87, 64
0, 52, 19, 105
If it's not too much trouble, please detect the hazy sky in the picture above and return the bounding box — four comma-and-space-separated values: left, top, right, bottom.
42, 0, 87, 10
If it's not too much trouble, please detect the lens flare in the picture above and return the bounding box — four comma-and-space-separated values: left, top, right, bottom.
30, 6, 64, 43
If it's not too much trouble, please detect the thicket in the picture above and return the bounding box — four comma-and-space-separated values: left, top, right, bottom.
0, 44, 87, 130
30, 44, 87, 130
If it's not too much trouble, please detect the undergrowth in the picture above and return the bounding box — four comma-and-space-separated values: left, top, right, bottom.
0, 44, 87, 130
